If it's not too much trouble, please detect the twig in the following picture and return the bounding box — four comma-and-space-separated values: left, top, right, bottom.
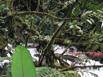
38, 21, 66, 65
12, 11, 80, 20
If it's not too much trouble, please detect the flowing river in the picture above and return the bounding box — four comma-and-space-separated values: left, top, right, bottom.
6, 43, 103, 77
78, 67, 103, 77
53, 45, 103, 77
76, 59, 103, 77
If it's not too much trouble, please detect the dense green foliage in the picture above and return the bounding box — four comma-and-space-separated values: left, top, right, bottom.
0, 0, 103, 68
0, 0, 103, 51
36, 67, 80, 77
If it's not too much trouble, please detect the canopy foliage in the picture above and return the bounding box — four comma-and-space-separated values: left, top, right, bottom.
0, 0, 103, 66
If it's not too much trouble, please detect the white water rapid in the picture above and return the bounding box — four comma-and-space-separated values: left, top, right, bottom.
76, 59, 103, 77
53, 45, 103, 77
78, 67, 103, 77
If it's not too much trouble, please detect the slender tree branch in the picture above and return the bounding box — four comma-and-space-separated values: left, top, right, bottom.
12, 11, 80, 20
38, 21, 66, 65
43, 21, 66, 52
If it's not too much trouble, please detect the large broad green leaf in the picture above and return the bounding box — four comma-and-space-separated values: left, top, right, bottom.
11, 46, 36, 77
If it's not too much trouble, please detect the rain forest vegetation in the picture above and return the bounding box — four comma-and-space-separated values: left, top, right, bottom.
0, 0, 103, 77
